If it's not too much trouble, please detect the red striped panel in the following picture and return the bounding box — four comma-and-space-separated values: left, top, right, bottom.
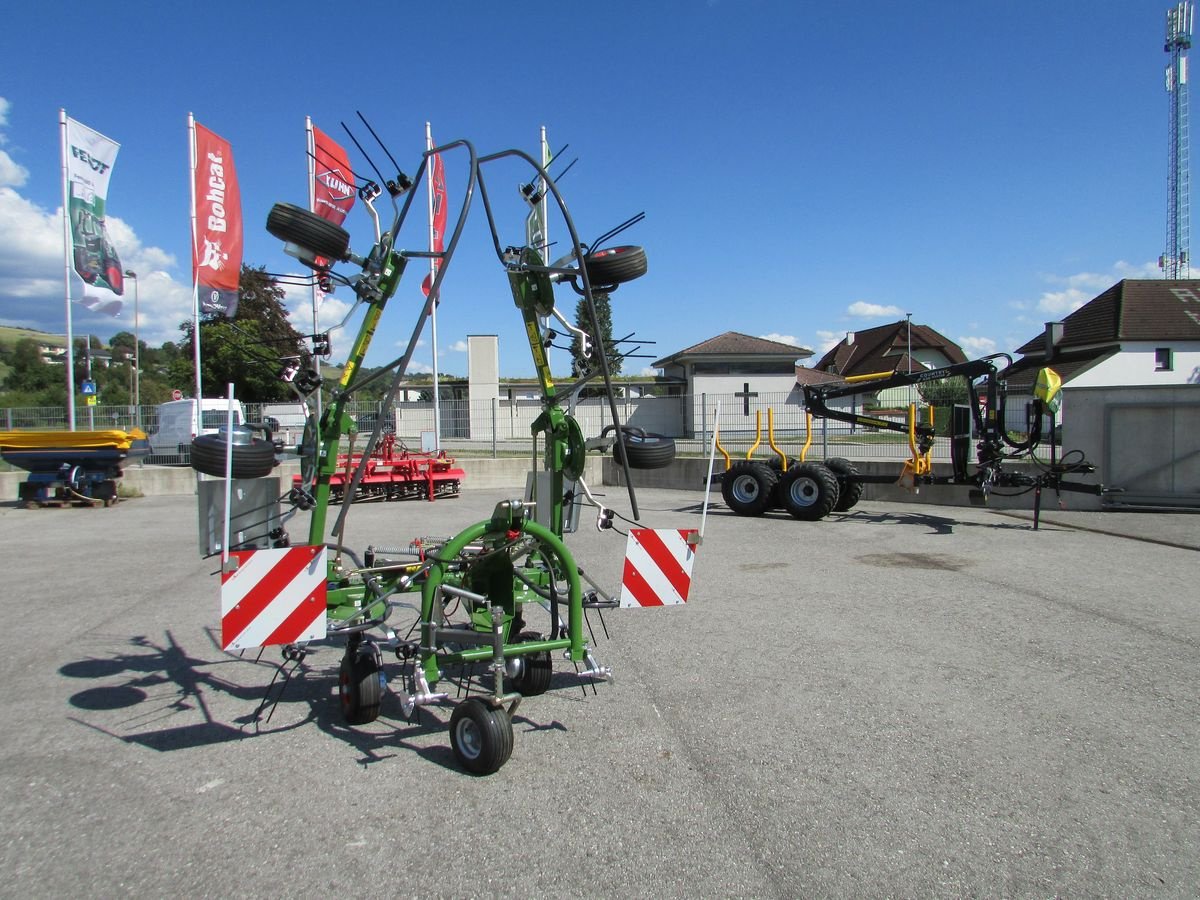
633, 529, 691, 601
622, 555, 663, 606
221, 547, 317, 644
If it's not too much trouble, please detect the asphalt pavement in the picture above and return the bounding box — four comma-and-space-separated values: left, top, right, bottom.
0, 487, 1196, 897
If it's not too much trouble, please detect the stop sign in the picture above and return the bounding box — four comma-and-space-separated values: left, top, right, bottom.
172, 389, 183, 401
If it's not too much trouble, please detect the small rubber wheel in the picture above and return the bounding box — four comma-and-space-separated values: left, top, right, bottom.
339, 649, 382, 726
720, 461, 779, 516
824, 457, 864, 512
190, 434, 276, 479
509, 632, 553, 697
779, 462, 839, 521
450, 698, 514, 775
266, 202, 351, 265
613, 427, 676, 470
583, 245, 647, 285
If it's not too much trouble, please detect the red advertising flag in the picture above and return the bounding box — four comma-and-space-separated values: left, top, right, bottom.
421, 150, 447, 297
311, 125, 355, 225
192, 122, 243, 316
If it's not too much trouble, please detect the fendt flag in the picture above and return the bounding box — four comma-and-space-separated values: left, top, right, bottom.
65, 116, 124, 315
192, 122, 243, 317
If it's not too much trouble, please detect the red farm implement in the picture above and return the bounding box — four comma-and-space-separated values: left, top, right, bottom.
300, 433, 465, 503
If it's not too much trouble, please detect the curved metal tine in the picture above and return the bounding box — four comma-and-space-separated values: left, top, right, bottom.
475, 147, 641, 520
329, 141, 479, 540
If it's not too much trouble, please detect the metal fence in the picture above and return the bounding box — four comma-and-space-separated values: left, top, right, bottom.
0, 390, 974, 465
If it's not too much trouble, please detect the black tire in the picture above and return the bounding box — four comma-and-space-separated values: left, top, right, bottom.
613, 427, 676, 470
339, 649, 382, 726
824, 457, 864, 512
450, 698, 514, 776
720, 461, 779, 516
266, 202, 350, 265
509, 632, 553, 697
779, 462, 839, 521
583, 245, 647, 285
190, 434, 276, 479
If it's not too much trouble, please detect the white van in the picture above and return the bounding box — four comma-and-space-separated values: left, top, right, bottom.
149, 398, 247, 457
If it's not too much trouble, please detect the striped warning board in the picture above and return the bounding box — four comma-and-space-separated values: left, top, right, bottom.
619, 528, 699, 607
220, 545, 327, 651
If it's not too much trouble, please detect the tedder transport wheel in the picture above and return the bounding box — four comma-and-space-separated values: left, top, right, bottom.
824, 457, 864, 512
509, 632, 553, 697
450, 698, 514, 776
190, 434, 276, 479
582, 245, 648, 285
779, 462, 839, 521
613, 427, 676, 469
339, 649, 382, 726
720, 461, 779, 516
266, 202, 351, 265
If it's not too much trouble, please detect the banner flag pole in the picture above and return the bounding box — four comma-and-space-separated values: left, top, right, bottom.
426, 121, 441, 451
188, 112, 203, 402
306, 116, 322, 421
59, 109, 77, 430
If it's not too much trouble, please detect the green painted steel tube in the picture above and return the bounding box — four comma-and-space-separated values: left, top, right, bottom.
420, 516, 585, 683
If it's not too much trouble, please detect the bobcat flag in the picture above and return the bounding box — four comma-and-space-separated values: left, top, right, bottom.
64, 116, 125, 315
191, 121, 243, 317
421, 147, 447, 298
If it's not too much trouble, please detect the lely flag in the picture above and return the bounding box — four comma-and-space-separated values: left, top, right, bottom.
421, 148, 447, 298
65, 116, 125, 315
192, 122, 243, 317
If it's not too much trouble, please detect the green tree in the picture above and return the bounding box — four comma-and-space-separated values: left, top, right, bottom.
917, 376, 971, 435
570, 292, 622, 384
174, 265, 310, 402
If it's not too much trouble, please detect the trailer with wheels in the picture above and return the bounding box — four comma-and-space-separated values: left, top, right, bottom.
715, 357, 1105, 527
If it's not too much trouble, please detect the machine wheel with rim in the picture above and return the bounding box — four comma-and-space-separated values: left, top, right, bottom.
450, 698, 514, 775
266, 202, 351, 265
779, 462, 839, 521
824, 457, 864, 512
613, 427, 676, 470
582, 245, 647, 285
339, 648, 382, 726
720, 461, 779, 516
190, 434, 276, 479
508, 632, 553, 697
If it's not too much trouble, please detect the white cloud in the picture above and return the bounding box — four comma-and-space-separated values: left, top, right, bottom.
0, 99, 193, 347
639, 366, 660, 377
448, 339, 469, 353
758, 332, 801, 347
847, 301, 903, 318
957, 335, 997, 357
0, 98, 28, 188
814, 329, 843, 353
1034, 262, 1161, 316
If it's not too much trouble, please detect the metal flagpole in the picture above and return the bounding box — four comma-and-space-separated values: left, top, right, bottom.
188, 112, 203, 402
306, 116, 322, 422
59, 109, 77, 431
426, 122, 441, 451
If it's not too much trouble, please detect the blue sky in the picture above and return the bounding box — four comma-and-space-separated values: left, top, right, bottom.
0, 0, 1179, 379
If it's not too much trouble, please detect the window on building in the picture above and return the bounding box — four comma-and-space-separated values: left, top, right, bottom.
1155, 347, 1173, 372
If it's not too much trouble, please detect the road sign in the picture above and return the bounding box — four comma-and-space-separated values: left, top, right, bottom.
86, 396, 97, 407
81, 379, 97, 395
171, 389, 183, 400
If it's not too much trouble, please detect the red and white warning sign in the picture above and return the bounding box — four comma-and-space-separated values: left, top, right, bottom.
220, 545, 328, 651
619, 528, 699, 607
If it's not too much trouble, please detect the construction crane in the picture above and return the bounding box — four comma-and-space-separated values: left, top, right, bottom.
1162, 1, 1194, 279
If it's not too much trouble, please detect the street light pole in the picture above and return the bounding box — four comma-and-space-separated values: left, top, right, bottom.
124, 270, 139, 424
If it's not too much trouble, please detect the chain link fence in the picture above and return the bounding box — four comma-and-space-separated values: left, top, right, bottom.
1, 390, 962, 466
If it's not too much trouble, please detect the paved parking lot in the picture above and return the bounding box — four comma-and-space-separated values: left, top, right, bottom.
0, 487, 1196, 897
